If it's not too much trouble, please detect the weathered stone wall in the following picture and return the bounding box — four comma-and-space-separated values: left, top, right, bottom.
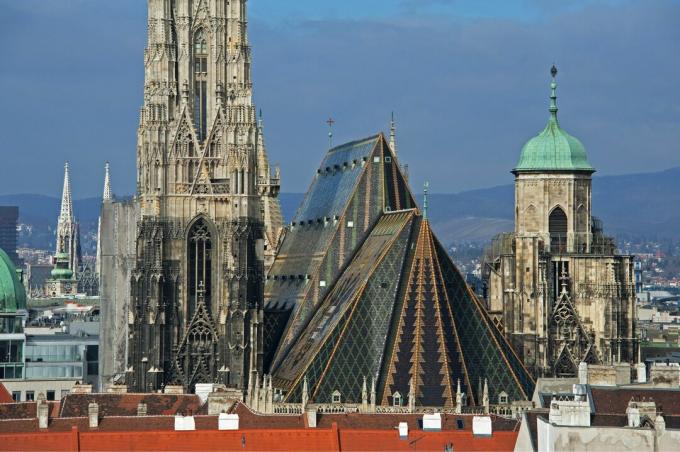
99, 199, 139, 389
537, 417, 655, 451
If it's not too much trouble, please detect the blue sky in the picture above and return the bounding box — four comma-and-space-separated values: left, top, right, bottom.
0, 0, 678, 197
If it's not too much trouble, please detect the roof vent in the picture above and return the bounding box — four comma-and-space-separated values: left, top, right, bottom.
174, 415, 196, 431
218, 413, 239, 431
398, 422, 408, 439
422, 413, 441, 431
472, 416, 493, 437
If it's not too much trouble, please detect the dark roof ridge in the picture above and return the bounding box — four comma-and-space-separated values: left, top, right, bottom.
328, 133, 383, 153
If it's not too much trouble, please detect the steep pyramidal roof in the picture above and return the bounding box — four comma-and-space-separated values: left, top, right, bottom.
271, 210, 534, 406
266, 132, 535, 406
265, 134, 414, 371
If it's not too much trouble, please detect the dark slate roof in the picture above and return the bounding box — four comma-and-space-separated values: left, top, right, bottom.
265, 133, 415, 373
273, 210, 535, 407
589, 386, 680, 415
0, 402, 37, 420
273, 210, 417, 397
59, 393, 205, 418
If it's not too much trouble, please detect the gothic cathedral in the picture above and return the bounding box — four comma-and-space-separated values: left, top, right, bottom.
483, 67, 636, 378
126, 0, 282, 392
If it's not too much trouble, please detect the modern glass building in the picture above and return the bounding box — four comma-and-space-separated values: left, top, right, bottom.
0, 247, 27, 381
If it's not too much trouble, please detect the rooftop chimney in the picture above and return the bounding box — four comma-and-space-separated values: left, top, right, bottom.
88, 402, 99, 429
137, 403, 147, 417
37, 395, 49, 430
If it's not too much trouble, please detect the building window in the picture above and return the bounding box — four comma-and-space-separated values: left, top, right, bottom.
188, 218, 213, 317
332, 390, 342, 404
549, 207, 568, 254
393, 392, 402, 407
193, 29, 208, 141
498, 391, 509, 405
46, 390, 55, 401
25, 391, 34, 401
11, 392, 20, 402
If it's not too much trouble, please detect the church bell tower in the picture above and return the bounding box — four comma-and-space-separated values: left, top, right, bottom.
128, 0, 282, 392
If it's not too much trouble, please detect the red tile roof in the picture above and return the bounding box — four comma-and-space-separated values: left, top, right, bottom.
0, 397, 520, 451
0, 425, 519, 452
0, 383, 12, 404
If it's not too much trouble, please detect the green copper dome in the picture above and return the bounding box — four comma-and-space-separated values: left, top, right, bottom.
514, 67, 594, 174
0, 247, 27, 313
51, 252, 73, 279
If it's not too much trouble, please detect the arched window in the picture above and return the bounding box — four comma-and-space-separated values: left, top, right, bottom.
193, 29, 208, 141
187, 218, 212, 317
549, 207, 568, 253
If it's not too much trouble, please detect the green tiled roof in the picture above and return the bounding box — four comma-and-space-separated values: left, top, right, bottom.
515, 76, 594, 173
0, 247, 27, 313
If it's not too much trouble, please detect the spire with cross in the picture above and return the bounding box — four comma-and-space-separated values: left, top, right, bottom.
326, 117, 335, 148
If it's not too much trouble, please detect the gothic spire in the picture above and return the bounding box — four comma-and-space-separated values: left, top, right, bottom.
389, 112, 397, 156
103, 162, 112, 202
59, 162, 74, 222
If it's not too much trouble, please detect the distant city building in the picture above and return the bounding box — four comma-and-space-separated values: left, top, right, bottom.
483, 67, 637, 378
44, 163, 81, 298
0, 207, 20, 268
517, 361, 680, 451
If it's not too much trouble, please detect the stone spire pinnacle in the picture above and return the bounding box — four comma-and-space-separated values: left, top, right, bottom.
549, 64, 559, 122
103, 162, 112, 202
389, 112, 397, 156
59, 162, 74, 222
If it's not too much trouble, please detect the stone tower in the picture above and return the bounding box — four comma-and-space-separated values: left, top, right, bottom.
127, 0, 282, 392
483, 67, 636, 378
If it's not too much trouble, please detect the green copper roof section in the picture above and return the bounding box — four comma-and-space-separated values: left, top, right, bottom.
0, 247, 27, 313
51, 252, 73, 279
514, 66, 594, 174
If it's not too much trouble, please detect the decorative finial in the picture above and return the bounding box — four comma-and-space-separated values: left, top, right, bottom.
549, 65, 559, 121
389, 112, 397, 156
326, 117, 335, 148
423, 181, 430, 220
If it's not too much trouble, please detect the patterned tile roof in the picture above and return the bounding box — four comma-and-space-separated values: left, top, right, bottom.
265, 133, 415, 373
272, 211, 535, 406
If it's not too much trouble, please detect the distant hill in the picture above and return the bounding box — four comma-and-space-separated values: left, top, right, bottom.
3, 167, 678, 250
280, 167, 680, 244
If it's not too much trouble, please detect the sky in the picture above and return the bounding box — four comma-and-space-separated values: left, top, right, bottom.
0, 0, 678, 198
